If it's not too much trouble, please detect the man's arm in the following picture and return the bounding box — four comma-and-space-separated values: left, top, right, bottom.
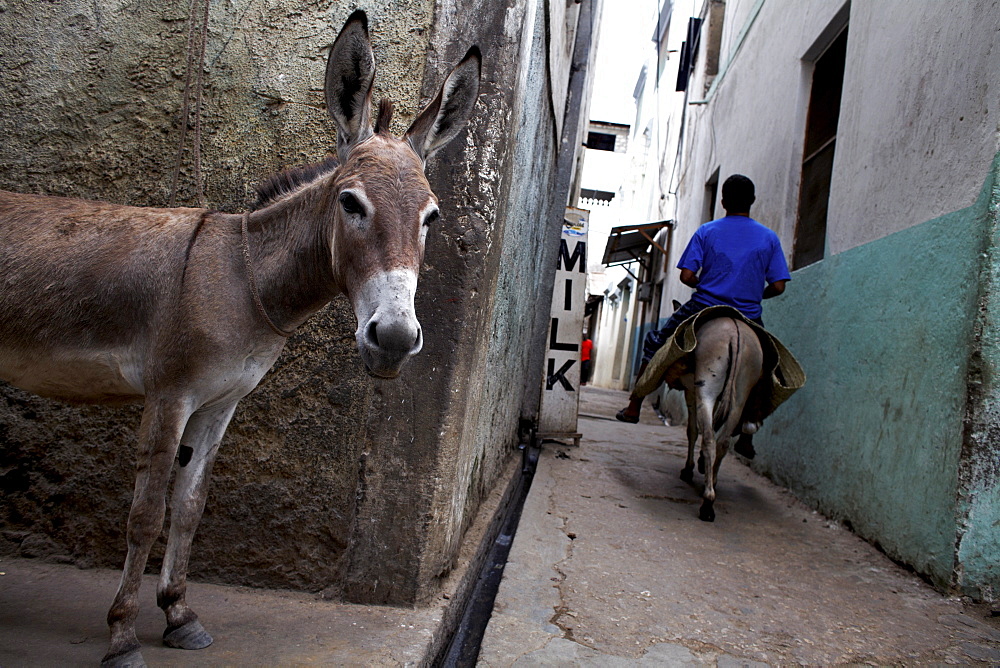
763, 280, 786, 299
680, 267, 700, 288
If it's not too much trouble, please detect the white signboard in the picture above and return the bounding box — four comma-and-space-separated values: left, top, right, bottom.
538, 208, 589, 442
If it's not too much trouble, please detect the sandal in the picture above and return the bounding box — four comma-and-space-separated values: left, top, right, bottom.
615, 409, 640, 424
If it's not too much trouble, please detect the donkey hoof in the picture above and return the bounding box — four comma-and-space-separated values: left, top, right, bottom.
101, 649, 147, 668
163, 619, 213, 650
680, 466, 694, 483
699, 500, 715, 522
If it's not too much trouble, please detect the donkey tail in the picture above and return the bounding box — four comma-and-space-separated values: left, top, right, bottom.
712, 320, 742, 432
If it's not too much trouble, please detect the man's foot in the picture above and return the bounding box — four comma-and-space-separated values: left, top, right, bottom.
734, 434, 756, 459
615, 408, 640, 424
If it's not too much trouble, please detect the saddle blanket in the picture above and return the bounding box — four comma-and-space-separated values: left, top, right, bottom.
633, 305, 806, 423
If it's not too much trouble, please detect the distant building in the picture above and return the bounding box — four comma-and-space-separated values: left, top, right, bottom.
576, 119, 632, 388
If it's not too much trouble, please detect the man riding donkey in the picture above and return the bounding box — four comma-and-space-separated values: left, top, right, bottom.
615, 174, 791, 459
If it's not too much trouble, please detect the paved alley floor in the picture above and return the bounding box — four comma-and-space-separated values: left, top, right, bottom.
3, 386, 999, 667
0, 557, 447, 666
478, 386, 1000, 666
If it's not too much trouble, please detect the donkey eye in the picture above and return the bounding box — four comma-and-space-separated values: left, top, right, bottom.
339, 192, 364, 215
423, 209, 440, 227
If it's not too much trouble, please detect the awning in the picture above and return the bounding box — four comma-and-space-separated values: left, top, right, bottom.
601, 221, 673, 267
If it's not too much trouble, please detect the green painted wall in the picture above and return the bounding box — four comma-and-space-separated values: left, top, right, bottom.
758, 152, 1000, 596
955, 153, 1000, 600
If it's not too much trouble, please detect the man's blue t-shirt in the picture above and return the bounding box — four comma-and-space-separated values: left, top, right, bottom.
677, 215, 791, 320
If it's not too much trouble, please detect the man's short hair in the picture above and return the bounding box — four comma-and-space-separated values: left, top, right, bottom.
722, 174, 755, 213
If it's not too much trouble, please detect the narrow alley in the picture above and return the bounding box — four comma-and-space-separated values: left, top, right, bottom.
2, 386, 999, 666
478, 386, 1000, 666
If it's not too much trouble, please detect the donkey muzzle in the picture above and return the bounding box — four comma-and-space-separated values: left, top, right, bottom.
353, 269, 423, 379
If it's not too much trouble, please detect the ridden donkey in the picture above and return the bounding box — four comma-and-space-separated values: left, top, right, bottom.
678, 317, 764, 522
0, 11, 480, 667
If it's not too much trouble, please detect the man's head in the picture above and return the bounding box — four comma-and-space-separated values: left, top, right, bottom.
721, 174, 755, 214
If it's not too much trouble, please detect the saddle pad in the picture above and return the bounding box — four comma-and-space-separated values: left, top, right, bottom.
633, 305, 806, 422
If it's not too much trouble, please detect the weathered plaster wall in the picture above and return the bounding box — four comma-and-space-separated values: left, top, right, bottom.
0, 0, 433, 209
0, 0, 582, 606
829, 0, 1000, 254
343, 0, 554, 603
673, 0, 1000, 263
663, 0, 1000, 597
955, 154, 1000, 600
673, 0, 847, 257
343, 0, 599, 604
758, 155, 1000, 596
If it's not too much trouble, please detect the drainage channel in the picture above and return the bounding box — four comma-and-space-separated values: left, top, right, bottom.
435, 441, 541, 667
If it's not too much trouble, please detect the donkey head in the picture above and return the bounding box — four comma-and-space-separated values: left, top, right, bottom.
325, 11, 480, 378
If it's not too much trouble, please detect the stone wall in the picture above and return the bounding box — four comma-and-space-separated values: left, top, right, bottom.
344, 0, 600, 604
0, 0, 591, 603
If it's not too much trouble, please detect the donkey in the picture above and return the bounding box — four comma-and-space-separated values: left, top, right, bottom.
0, 10, 480, 667
678, 317, 763, 522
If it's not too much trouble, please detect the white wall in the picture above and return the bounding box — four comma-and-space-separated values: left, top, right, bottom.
591, 279, 638, 389
829, 0, 1000, 253
673, 0, 847, 259
672, 0, 1000, 261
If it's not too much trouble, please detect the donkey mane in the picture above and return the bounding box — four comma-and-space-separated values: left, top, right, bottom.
253, 99, 396, 210
253, 156, 340, 210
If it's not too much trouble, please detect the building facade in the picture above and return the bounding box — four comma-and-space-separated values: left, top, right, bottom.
643, 0, 1000, 599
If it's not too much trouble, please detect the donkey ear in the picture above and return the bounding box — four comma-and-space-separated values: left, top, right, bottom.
405, 46, 482, 162
326, 10, 375, 161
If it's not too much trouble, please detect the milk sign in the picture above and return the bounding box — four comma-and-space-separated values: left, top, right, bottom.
538, 208, 589, 441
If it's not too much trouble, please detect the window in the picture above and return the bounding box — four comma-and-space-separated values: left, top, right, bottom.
585, 131, 617, 152
651, 281, 664, 327
704, 168, 720, 222
793, 26, 848, 269
653, 1, 673, 83
702, 0, 726, 92
675, 1, 724, 94
674, 17, 702, 92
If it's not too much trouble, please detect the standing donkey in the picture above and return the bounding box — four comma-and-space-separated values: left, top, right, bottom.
678, 317, 764, 522
0, 11, 480, 667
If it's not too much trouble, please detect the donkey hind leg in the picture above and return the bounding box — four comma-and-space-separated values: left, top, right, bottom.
158, 402, 239, 651
695, 390, 718, 522
680, 389, 698, 483
104, 399, 194, 668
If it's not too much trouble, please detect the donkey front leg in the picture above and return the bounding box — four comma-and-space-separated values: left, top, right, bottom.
104, 398, 194, 668
158, 402, 239, 651
680, 389, 698, 483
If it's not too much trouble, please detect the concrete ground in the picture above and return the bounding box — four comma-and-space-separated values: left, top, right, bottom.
478, 386, 1000, 666
3, 385, 999, 667
0, 558, 446, 666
